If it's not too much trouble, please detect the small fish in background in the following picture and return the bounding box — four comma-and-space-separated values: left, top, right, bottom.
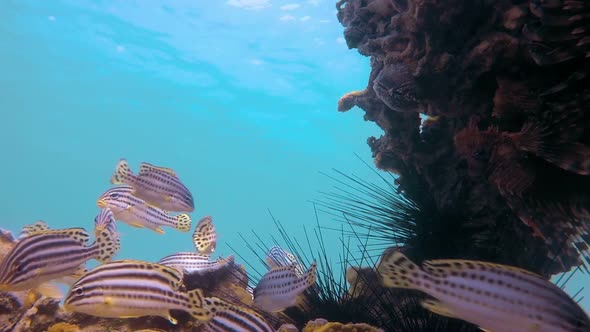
158, 252, 234, 274
253, 262, 317, 312
0, 223, 118, 299
377, 250, 590, 332
202, 296, 274, 332
63, 259, 211, 324
193, 216, 217, 254
265, 245, 304, 277
97, 185, 191, 234
110, 159, 195, 213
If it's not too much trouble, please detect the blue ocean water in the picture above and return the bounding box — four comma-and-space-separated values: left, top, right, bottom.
1, 0, 587, 316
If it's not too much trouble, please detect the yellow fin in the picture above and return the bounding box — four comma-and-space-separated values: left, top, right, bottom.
377, 250, 423, 289
139, 162, 177, 176
186, 289, 211, 321
421, 299, 457, 319
94, 229, 119, 263
37, 282, 63, 299
19, 221, 50, 238
166, 312, 178, 325
111, 159, 133, 185
174, 214, 191, 232
154, 227, 165, 234
129, 221, 145, 229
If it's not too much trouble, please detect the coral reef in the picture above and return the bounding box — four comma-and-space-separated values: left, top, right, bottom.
336, 0, 590, 276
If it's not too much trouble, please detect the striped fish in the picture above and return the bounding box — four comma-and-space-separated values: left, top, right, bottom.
202, 297, 273, 332
157, 252, 233, 274
377, 250, 590, 332
97, 185, 191, 234
63, 259, 211, 324
94, 208, 118, 237
265, 245, 304, 277
110, 159, 194, 213
0, 226, 118, 294
193, 216, 217, 254
253, 262, 317, 312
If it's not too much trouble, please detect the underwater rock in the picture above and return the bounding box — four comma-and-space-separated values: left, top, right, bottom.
337, 0, 590, 275
302, 319, 384, 332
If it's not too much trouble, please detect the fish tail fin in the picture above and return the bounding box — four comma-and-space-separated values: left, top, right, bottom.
94, 229, 119, 263
174, 214, 192, 232
111, 159, 134, 185
186, 289, 211, 321
377, 250, 424, 289
303, 262, 317, 288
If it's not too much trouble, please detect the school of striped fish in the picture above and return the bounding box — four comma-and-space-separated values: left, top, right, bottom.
0, 159, 320, 332
1, 158, 588, 331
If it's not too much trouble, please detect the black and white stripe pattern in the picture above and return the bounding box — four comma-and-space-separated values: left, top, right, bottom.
110, 159, 194, 213
64, 260, 209, 324
97, 185, 191, 233
0, 227, 116, 291
158, 252, 234, 274
203, 297, 273, 332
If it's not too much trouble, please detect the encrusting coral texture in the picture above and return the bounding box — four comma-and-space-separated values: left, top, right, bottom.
336, 0, 590, 276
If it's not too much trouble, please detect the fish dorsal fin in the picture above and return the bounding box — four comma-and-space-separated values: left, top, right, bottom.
139, 162, 177, 177
269, 262, 298, 274
377, 250, 422, 289
19, 221, 50, 238
422, 259, 544, 279
193, 216, 217, 254
35, 228, 90, 245
301, 262, 317, 287
104, 260, 184, 289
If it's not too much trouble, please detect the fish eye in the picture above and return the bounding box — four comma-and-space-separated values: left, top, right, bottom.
74, 286, 84, 296
109, 193, 119, 199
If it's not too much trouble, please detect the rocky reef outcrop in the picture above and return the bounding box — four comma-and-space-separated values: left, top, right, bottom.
336, 0, 590, 276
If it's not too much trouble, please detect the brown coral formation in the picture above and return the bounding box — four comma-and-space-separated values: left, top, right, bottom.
302, 319, 384, 332
336, 0, 590, 276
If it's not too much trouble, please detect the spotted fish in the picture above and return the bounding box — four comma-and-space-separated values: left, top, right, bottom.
110, 159, 194, 212
97, 185, 191, 234
193, 216, 217, 254
202, 297, 273, 332
265, 245, 304, 277
158, 252, 233, 274
63, 259, 210, 324
253, 262, 317, 312
377, 250, 590, 332
0, 225, 118, 296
